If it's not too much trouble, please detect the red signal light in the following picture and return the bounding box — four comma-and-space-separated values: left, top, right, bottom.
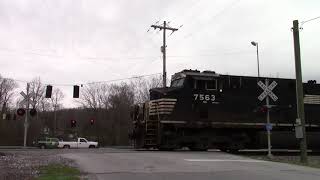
71, 120, 77, 127
17, 108, 26, 116
260, 106, 268, 113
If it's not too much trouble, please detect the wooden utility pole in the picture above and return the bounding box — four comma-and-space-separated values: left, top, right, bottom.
292, 20, 308, 163
151, 21, 179, 87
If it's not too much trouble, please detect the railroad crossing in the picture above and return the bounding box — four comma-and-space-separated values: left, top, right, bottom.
257, 79, 278, 158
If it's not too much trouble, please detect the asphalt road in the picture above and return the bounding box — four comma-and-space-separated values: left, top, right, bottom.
62, 149, 320, 180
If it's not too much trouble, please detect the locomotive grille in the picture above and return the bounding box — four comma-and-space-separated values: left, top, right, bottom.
149, 98, 177, 116
304, 94, 320, 104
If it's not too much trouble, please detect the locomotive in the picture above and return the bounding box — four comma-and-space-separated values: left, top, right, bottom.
130, 69, 320, 151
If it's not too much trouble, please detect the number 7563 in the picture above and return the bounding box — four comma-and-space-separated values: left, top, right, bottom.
193, 94, 215, 101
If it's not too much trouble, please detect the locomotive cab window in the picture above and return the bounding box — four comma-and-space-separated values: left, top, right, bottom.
206, 79, 217, 90
193, 78, 217, 90
197, 80, 205, 90
171, 78, 185, 87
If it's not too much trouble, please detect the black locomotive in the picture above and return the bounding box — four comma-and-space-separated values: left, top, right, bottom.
131, 69, 320, 151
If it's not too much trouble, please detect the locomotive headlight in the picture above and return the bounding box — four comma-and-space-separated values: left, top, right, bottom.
220, 89, 223, 92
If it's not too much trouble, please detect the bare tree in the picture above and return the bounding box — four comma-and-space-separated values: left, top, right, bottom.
0, 76, 18, 115
131, 75, 162, 103
77, 84, 109, 110
50, 88, 64, 111
108, 83, 135, 108
50, 88, 64, 135
108, 83, 135, 144
29, 77, 45, 110
38, 96, 51, 112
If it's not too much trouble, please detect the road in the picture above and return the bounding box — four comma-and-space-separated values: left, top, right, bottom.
62, 148, 320, 180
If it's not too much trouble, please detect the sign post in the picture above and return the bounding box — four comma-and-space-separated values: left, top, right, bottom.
23, 83, 30, 147
258, 79, 278, 158
20, 83, 36, 148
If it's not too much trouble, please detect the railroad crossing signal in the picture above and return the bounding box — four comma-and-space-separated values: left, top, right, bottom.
17, 108, 26, 116
19, 91, 36, 107
258, 80, 278, 102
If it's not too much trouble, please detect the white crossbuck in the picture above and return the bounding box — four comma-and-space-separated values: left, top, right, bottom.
20, 91, 36, 107
258, 80, 278, 102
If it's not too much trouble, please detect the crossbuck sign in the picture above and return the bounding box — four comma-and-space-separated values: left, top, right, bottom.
20, 91, 36, 107
258, 80, 278, 102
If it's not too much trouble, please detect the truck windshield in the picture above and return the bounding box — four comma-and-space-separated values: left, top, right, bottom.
171, 78, 185, 87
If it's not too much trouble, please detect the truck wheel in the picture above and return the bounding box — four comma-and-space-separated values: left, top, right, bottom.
89, 145, 95, 148
63, 145, 70, 149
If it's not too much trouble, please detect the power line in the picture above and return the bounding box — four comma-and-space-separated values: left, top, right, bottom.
176, 0, 241, 42
0, 46, 253, 61
301, 16, 320, 25
86, 73, 161, 85
2, 73, 162, 87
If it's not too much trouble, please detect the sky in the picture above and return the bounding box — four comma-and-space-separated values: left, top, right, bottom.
0, 0, 319, 107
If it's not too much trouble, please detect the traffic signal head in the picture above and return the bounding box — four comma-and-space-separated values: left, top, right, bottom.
45, 85, 52, 98
90, 119, 95, 125
73, 85, 79, 98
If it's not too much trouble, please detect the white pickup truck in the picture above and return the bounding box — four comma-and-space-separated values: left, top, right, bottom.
58, 137, 98, 149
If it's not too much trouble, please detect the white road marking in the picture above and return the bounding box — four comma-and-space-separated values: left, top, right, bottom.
184, 159, 264, 163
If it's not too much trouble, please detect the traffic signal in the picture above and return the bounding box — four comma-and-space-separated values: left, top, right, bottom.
90, 119, 95, 125
30, 109, 37, 117
17, 108, 26, 116
73, 85, 79, 98
71, 120, 77, 127
45, 85, 52, 98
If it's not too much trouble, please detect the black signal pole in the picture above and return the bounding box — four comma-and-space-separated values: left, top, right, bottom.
292, 20, 308, 163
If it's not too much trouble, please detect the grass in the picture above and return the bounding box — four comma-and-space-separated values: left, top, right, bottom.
248, 155, 320, 169
35, 164, 81, 180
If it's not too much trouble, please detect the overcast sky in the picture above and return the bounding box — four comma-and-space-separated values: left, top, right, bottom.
0, 0, 319, 107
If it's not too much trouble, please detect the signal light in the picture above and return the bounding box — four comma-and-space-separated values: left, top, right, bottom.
90, 119, 95, 125
45, 85, 52, 98
71, 120, 77, 127
17, 108, 26, 116
30, 109, 37, 117
73, 85, 79, 98
259, 106, 268, 113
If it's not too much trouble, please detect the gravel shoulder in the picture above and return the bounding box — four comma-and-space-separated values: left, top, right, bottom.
0, 149, 77, 180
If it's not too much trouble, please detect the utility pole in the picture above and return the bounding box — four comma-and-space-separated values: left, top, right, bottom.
292, 20, 308, 163
151, 21, 179, 87
23, 83, 30, 148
